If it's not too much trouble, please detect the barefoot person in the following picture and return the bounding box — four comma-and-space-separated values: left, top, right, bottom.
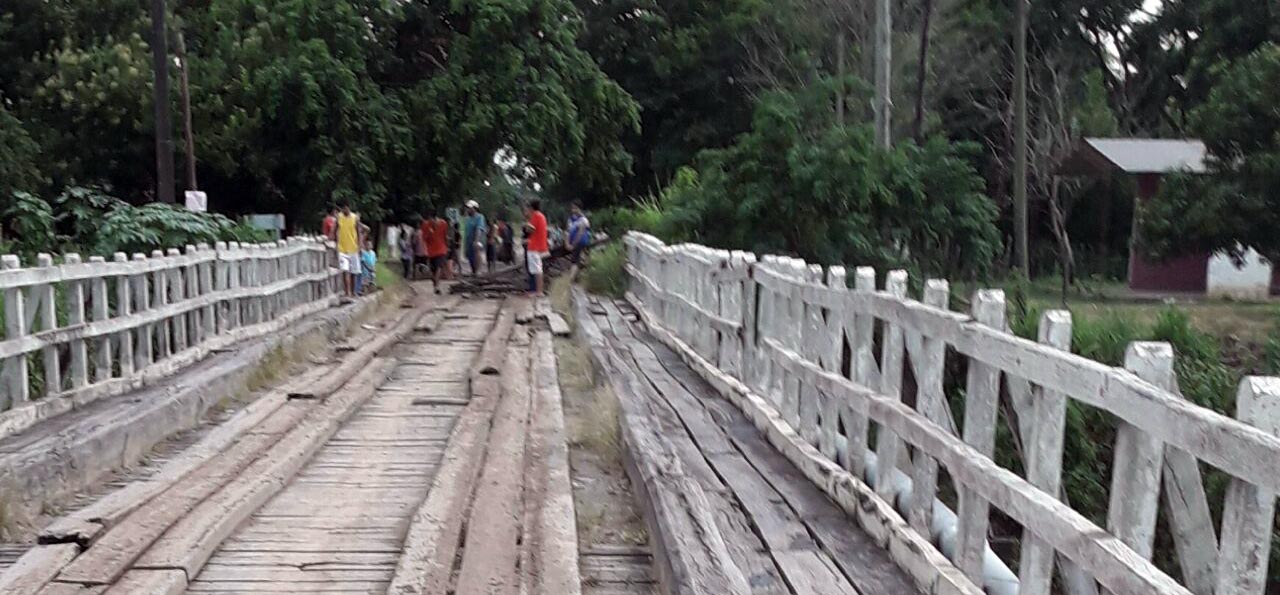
525, 199, 550, 297
335, 204, 361, 298
424, 209, 450, 294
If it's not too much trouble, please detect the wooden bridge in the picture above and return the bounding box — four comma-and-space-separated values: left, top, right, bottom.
0, 233, 1275, 595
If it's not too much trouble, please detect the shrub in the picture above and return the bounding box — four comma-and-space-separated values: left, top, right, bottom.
581, 243, 627, 298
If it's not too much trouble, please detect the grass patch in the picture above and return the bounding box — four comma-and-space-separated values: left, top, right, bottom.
375, 260, 405, 292
581, 243, 627, 298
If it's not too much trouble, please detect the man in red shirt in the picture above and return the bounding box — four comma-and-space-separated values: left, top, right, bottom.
423, 209, 451, 295
525, 199, 550, 297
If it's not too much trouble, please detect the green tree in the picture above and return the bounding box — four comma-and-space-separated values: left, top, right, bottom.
643, 82, 1001, 277
1141, 44, 1280, 263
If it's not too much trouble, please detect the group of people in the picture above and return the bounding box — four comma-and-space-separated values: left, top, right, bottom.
323, 199, 588, 299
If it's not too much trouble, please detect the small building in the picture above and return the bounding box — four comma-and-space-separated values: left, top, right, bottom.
1059, 138, 1275, 299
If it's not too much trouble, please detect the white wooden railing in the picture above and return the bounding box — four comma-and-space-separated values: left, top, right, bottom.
624, 231, 1280, 595
0, 237, 339, 424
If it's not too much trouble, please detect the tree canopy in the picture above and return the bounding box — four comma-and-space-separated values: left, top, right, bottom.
0, 0, 639, 230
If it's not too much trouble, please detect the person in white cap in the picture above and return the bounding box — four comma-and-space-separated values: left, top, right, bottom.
462, 200, 487, 276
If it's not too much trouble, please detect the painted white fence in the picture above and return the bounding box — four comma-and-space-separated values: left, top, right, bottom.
0, 237, 339, 423
624, 231, 1280, 595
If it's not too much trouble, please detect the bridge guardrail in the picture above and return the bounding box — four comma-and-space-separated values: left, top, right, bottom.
623, 230, 1280, 595
0, 237, 340, 432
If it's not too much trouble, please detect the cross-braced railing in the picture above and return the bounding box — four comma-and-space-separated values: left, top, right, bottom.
0, 237, 340, 430
624, 231, 1280, 595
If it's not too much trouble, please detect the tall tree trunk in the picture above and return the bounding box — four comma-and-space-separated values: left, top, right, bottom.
176, 31, 198, 191
150, 0, 175, 203
874, 0, 892, 147
1013, 0, 1029, 274
912, 0, 934, 141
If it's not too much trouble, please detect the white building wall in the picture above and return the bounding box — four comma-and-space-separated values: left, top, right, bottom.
1207, 247, 1272, 300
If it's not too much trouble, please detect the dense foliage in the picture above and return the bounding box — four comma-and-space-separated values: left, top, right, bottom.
0, 0, 639, 228
599, 83, 1000, 277
1141, 44, 1280, 263
1, 186, 268, 259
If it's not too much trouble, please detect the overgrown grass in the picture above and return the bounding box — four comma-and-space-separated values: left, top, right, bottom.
581, 243, 627, 298
374, 260, 404, 292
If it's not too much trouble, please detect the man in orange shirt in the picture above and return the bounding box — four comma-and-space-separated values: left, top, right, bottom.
423, 209, 451, 295
525, 199, 550, 297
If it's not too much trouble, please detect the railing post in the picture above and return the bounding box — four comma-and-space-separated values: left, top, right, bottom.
227, 242, 242, 329
132, 253, 154, 368
2, 254, 29, 406
64, 254, 89, 391
184, 245, 201, 346
35, 254, 61, 396
798, 263, 825, 446
167, 248, 188, 353
1018, 310, 1072, 595
214, 242, 229, 333
89, 256, 112, 383
151, 250, 171, 360
818, 266, 846, 460
873, 270, 908, 502
113, 253, 134, 377
907, 279, 951, 535
1214, 377, 1280, 595
841, 266, 877, 480
955, 289, 1005, 583
1103, 341, 1172, 595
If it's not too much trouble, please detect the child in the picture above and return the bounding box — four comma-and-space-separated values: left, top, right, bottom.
357, 240, 377, 295
398, 224, 414, 279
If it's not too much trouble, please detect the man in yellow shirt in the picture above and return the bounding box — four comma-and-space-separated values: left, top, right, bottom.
335, 204, 361, 297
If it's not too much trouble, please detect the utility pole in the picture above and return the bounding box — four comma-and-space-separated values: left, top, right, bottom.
176, 31, 198, 190
873, 0, 892, 147
1013, 0, 1030, 274
150, 0, 176, 203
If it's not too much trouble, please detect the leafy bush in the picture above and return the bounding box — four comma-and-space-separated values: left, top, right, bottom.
604, 81, 1001, 278
0, 191, 56, 258
2, 186, 274, 260
581, 243, 628, 298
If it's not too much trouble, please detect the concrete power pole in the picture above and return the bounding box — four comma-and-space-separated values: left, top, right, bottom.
176, 31, 198, 191
150, 0, 176, 203
873, 0, 891, 147
1013, 0, 1029, 274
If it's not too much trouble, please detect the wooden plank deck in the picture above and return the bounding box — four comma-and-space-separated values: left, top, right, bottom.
184, 300, 499, 594
582, 296, 921, 595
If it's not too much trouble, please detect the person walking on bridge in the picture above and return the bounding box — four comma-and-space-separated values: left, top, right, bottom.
525, 199, 550, 297
424, 209, 450, 295
463, 200, 487, 277
335, 204, 361, 298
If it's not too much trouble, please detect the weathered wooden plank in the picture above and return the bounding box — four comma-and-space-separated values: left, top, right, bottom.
906, 279, 950, 536
587, 334, 753, 595
2, 254, 29, 406
88, 256, 112, 383
955, 289, 1004, 583
63, 255, 89, 390
1017, 310, 1073, 595
1214, 377, 1280, 595
0, 544, 79, 595
100, 569, 185, 595
1104, 341, 1171, 587
454, 343, 533, 595
524, 331, 583, 595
